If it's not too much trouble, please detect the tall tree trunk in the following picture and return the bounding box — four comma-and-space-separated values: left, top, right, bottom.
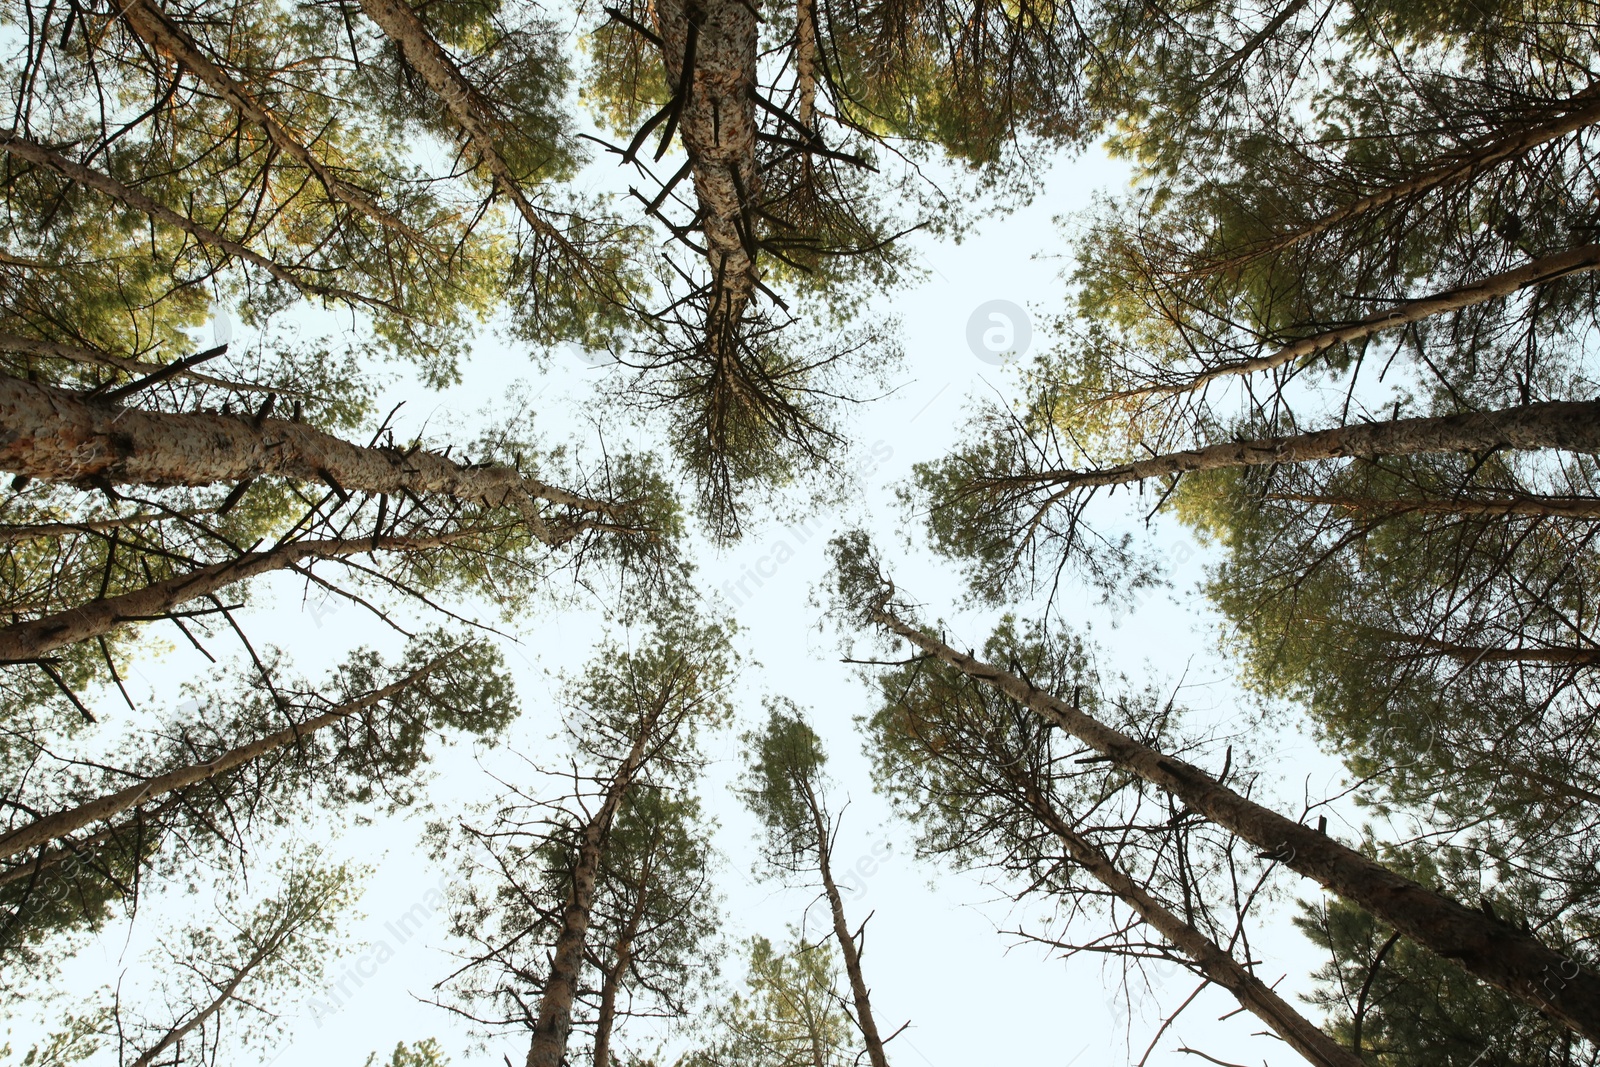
0, 658, 438, 861
353, 0, 587, 273
1195, 84, 1600, 277
527, 705, 665, 1067
865, 601, 1600, 1043
0, 529, 480, 663
591, 843, 659, 1067
0, 376, 618, 532
650, 0, 762, 345
1016, 782, 1365, 1067
0, 332, 279, 394
117, 0, 418, 241
803, 781, 890, 1067
0, 129, 381, 310
1367, 627, 1600, 667
1266, 490, 1600, 520
1141, 245, 1600, 398
0, 796, 183, 888
1015, 399, 1600, 498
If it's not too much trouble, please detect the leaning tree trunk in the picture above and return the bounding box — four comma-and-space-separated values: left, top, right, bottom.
1267, 490, 1600, 520
0, 659, 440, 862
866, 600, 1600, 1043
0, 376, 617, 533
1014, 399, 1600, 497
1016, 782, 1364, 1067
0, 529, 480, 664
803, 780, 891, 1067
1200, 83, 1600, 277
1144, 244, 1600, 398
526, 710, 663, 1067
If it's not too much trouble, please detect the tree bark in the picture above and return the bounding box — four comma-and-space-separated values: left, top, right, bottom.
526, 700, 666, 1067
0, 376, 616, 531
1018, 399, 1600, 497
0, 659, 438, 861
1196, 84, 1600, 276
804, 781, 890, 1067
1141, 244, 1600, 398
866, 601, 1600, 1043
1017, 783, 1365, 1067
118, 0, 418, 241
1365, 627, 1600, 667
651, 0, 762, 339
0, 129, 382, 311
1266, 490, 1600, 520
0, 529, 480, 663
591, 842, 658, 1067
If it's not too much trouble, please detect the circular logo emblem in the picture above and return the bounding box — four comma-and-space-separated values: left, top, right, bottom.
966, 299, 1031, 366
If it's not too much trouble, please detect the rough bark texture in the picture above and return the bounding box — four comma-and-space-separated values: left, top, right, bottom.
526, 710, 662, 1067
805, 784, 890, 1067
1372, 629, 1600, 667
868, 603, 1600, 1043
0, 376, 613, 531
1149, 244, 1600, 397
0, 530, 474, 663
1018, 785, 1365, 1067
1202, 84, 1600, 275
0, 662, 437, 861
651, 0, 762, 336
0, 129, 377, 309
118, 0, 416, 240
1027, 400, 1600, 495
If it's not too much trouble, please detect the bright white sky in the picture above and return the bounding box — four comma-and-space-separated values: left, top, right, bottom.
14, 112, 1371, 1067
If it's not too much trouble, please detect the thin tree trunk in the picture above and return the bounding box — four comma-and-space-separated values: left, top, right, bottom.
527, 701, 665, 1067
0, 376, 617, 530
1372, 629, 1600, 666
803, 781, 890, 1067
118, 0, 419, 242
651, 0, 762, 339
866, 601, 1600, 1043
1016, 399, 1600, 498
1017, 783, 1365, 1067
129, 938, 276, 1067
1267, 490, 1600, 520
0, 332, 281, 394
0, 529, 480, 663
592, 843, 658, 1067
0, 129, 383, 311
795, 0, 818, 131
353, 0, 585, 269
1137, 244, 1600, 399
0, 659, 438, 861
1194, 84, 1600, 276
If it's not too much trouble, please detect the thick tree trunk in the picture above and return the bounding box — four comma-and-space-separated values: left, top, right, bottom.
0, 130, 379, 310
0, 795, 183, 888
805, 784, 890, 1067
867, 603, 1600, 1043
1267, 490, 1600, 520
651, 0, 762, 339
0, 529, 477, 663
526, 710, 663, 1067
118, 0, 416, 241
1147, 245, 1600, 397
1017, 784, 1364, 1067
1199, 84, 1600, 276
1020, 400, 1600, 497
0, 660, 436, 861
0, 376, 615, 531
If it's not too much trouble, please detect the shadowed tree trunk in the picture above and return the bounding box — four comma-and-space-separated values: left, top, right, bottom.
862, 595, 1600, 1043
0, 658, 442, 861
